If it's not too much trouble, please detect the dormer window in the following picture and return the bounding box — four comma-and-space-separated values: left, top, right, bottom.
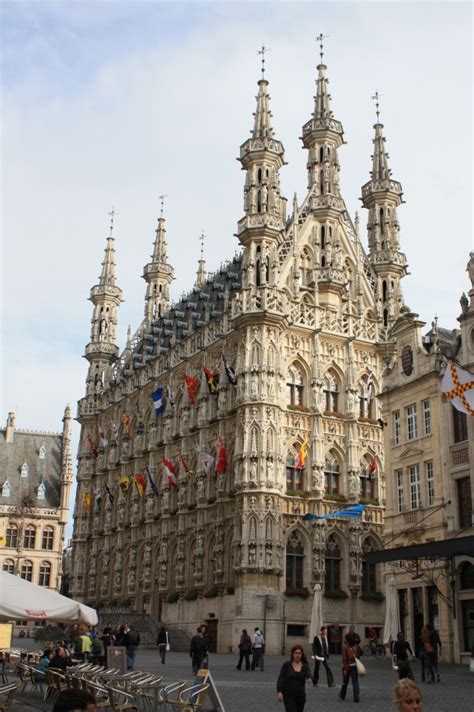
2, 481, 11, 498
38, 445, 46, 459
20, 463, 29, 478
37, 482, 46, 500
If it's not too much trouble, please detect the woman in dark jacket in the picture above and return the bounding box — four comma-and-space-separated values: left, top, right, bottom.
236, 629, 252, 670
276, 644, 312, 712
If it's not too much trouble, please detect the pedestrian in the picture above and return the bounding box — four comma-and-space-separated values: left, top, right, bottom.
80, 629, 92, 661
344, 624, 361, 650
420, 623, 440, 683
200, 624, 210, 669
236, 629, 252, 670
311, 624, 336, 687
393, 679, 423, 711
276, 644, 312, 712
115, 624, 126, 646
393, 632, 416, 680
428, 624, 441, 683
123, 625, 140, 671
338, 639, 360, 703
417, 639, 427, 683
157, 625, 169, 664
53, 689, 97, 712
251, 627, 265, 671
190, 627, 206, 674
101, 623, 115, 648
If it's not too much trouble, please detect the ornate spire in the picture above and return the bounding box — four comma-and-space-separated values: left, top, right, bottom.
301, 35, 344, 202
252, 46, 273, 139
143, 196, 175, 322
99, 208, 118, 287
195, 231, 207, 288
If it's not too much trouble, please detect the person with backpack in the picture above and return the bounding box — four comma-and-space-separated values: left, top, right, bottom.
251, 627, 265, 671
236, 629, 252, 670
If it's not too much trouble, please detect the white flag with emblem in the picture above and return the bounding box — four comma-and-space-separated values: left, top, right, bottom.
441, 361, 474, 415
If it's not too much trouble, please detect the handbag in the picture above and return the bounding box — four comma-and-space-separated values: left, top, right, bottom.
423, 641, 434, 655
165, 631, 170, 652
355, 657, 366, 676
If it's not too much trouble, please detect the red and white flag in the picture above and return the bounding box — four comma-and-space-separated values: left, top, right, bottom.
200, 451, 214, 475
441, 361, 474, 415
162, 457, 178, 487
215, 439, 227, 474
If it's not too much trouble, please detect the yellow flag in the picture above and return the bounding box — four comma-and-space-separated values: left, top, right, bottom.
0, 536, 7, 547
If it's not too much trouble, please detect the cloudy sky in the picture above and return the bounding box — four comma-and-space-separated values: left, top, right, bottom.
1, 0, 472, 456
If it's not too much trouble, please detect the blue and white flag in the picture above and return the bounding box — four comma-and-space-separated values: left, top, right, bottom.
152, 387, 165, 415
146, 465, 160, 497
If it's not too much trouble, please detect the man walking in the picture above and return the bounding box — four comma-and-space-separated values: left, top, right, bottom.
190, 628, 207, 674
251, 627, 265, 671
157, 625, 169, 664
123, 625, 140, 671
393, 632, 416, 680
312, 625, 336, 687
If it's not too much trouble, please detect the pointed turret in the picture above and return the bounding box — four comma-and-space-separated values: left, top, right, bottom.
143, 207, 175, 323
361, 94, 407, 332
84, 211, 123, 400
301, 37, 344, 207
195, 231, 207, 288
237, 49, 287, 255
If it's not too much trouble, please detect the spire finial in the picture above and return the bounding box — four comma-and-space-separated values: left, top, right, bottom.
371, 90, 383, 123
257, 44, 270, 79
199, 230, 205, 260
158, 194, 167, 219
316, 33, 329, 64
108, 206, 117, 236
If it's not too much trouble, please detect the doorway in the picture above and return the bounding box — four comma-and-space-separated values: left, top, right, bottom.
205, 619, 218, 653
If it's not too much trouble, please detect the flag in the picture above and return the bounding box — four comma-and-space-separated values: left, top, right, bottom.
152, 387, 165, 415
162, 457, 178, 487
88, 433, 98, 458
200, 451, 214, 475
134, 473, 147, 496
105, 483, 114, 504
0, 536, 7, 547
295, 438, 309, 469
122, 413, 131, 437
203, 367, 219, 394
94, 488, 102, 510
304, 504, 365, 521
223, 354, 237, 385
179, 454, 193, 477
441, 360, 474, 415
119, 476, 130, 495
167, 384, 175, 409
368, 456, 377, 479
111, 422, 119, 441
136, 415, 145, 431
82, 491, 92, 510
99, 429, 108, 448
184, 374, 199, 405
215, 439, 227, 474
146, 465, 160, 496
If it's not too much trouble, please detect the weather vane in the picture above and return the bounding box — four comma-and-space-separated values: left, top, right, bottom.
158, 194, 167, 218
371, 90, 383, 122
108, 206, 118, 235
257, 44, 270, 78
316, 33, 329, 63
199, 230, 205, 260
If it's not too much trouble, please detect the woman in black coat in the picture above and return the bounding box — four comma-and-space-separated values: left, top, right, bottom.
276, 644, 312, 712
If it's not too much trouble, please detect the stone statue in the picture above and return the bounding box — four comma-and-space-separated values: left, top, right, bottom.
468, 252, 474, 288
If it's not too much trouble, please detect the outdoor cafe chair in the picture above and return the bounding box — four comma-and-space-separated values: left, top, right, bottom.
166, 682, 210, 712
0, 682, 20, 712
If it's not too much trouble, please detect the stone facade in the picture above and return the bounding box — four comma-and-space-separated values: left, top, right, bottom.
0, 408, 73, 632
380, 255, 474, 664
70, 54, 412, 653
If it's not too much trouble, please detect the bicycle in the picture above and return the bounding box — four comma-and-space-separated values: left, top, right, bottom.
363, 639, 385, 659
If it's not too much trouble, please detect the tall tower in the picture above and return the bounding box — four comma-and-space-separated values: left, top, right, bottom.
301, 35, 344, 211
84, 212, 123, 402
143, 202, 175, 323
59, 403, 74, 534
195, 231, 207, 288
237, 47, 287, 290
361, 93, 407, 333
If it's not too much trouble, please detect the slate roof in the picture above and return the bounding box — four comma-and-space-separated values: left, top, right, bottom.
0, 429, 63, 509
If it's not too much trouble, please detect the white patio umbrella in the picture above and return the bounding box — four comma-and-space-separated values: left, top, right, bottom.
383, 576, 400, 646
308, 583, 323, 644
0, 571, 98, 625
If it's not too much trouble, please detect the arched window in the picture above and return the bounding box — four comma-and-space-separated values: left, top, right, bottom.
42, 527, 54, 551
321, 225, 326, 249
20, 560, 33, 581
287, 363, 305, 407
325, 535, 341, 593
286, 531, 304, 591
361, 538, 378, 594
360, 456, 376, 500
383, 309, 388, 327
38, 561, 51, 587
324, 372, 339, 413
300, 248, 312, 286
286, 442, 306, 492
382, 280, 388, 302
38, 444, 46, 459
324, 452, 340, 495
460, 562, 474, 590
37, 482, 46, 500
2, 481, 11, 497
6, 525, 18, 548
2, 559, 14, 574
20, 463, 29, 478
24, 525, 36, 549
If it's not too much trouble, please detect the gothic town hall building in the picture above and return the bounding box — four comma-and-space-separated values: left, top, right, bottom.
70, 54, 409, 653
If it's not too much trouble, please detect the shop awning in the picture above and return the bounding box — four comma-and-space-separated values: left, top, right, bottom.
364, 535, 474, 564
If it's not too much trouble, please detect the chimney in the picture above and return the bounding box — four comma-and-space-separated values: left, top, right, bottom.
5, 412, 16, 443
